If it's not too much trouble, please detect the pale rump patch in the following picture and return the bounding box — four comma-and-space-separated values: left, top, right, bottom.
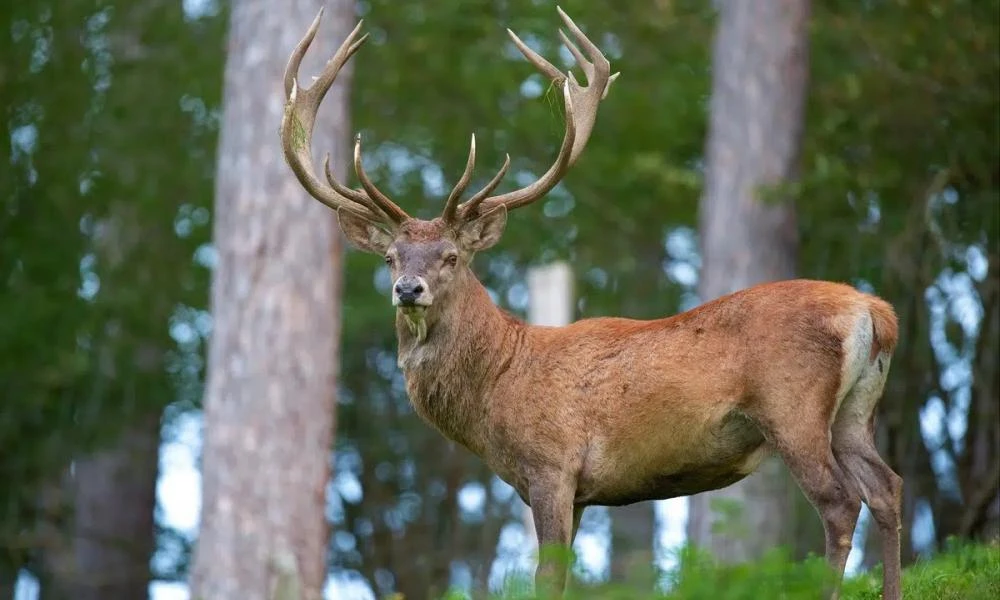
834, 309, 874, 408
835, 350, 891, 445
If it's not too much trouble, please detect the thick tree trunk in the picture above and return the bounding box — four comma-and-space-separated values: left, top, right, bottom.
686, 0, 811, 561
189, 0, 349, 598
609, 502, 655, 583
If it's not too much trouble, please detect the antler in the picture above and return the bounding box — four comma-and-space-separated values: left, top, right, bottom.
281, 9, 410, 226
444, 6, 618, 223
282, 7, 614, 228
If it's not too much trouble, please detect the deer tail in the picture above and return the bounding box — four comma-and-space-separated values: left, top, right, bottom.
867, 296, 899, 359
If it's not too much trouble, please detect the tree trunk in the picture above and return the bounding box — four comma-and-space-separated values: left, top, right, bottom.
189, 0, 349, 598
609, 502, 655, 583
686, 0, 811, 562
957, 254, 1000, 541
64, 413, 161, 600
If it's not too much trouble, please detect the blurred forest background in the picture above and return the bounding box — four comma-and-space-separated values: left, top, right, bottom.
1, 0, 998, 599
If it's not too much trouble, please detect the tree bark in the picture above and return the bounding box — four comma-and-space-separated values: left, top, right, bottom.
686, 0, 811, 562
958, 254, 1000, 540
65, 413, 160, 600
189, 0, 349, 598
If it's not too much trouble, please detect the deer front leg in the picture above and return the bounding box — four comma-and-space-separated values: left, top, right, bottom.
529, 478, 576, 597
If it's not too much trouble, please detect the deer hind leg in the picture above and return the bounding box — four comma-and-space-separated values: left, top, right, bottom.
831, 362, 902, 600
781, 445, 861, 597
748, 393, 862, 599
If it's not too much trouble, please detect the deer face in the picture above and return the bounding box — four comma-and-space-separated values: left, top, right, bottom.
338, 211, 507, 311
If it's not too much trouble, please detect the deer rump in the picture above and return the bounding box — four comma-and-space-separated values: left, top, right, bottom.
475, 279, 897, 508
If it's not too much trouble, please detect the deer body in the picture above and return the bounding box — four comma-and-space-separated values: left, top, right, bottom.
397, 270, 895, 512
280, 8, 903, 599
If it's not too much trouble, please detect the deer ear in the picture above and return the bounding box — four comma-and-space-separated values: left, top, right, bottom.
457, 206, 507, 252
337, 209, 394, 254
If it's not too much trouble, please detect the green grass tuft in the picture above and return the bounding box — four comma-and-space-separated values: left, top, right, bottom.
841, 540, 1000, 600
439, 539, 1000, 600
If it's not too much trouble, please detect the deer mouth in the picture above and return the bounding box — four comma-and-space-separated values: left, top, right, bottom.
398, 305, 429, 342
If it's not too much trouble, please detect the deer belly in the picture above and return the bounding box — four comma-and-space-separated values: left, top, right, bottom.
577, 411, 769, 506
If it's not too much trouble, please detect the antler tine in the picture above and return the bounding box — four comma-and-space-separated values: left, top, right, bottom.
555, 5, 616, 163
441, 134, 478, 224
458, 6, 615, 220
557, 29, 588, 76
353, 135, 410, 225
459, 153, 511, 218
557, 28, 619, 100
281, 10, 410, 226
506, 29, 564, 83
309, 20, 368, 101
284, 9, 365, 98
556, 7, 604, 68
323, 153, 388, 219
283, 8, 323, 97
470, 82, 577, 215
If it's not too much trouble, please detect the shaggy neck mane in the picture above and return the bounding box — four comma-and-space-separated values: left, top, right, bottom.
394, 266, 524, 453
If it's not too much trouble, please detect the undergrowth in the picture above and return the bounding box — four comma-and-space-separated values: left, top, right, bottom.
438, 539, 1000, 600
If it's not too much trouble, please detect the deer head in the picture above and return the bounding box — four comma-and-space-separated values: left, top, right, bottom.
280, 6, 617, 340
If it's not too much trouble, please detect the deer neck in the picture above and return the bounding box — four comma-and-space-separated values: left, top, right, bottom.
394, 268, 522, 454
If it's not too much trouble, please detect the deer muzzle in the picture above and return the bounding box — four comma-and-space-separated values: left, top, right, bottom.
392, 275, 432, 308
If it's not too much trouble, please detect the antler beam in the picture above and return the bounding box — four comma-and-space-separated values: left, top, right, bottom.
448, 6, 618, 223
280, 9, 410, 226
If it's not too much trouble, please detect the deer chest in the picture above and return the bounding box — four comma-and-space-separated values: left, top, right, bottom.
402, 370, 486, 457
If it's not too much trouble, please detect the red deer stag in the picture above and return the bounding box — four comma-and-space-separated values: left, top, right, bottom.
280, 7, 902, 599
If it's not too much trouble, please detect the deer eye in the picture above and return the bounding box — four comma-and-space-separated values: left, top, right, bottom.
444, 254, 458, 267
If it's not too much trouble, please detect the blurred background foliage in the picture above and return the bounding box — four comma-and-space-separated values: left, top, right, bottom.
1, 0, 997, 598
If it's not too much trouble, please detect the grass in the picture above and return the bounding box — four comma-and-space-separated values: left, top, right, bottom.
445, 539, 1000, 600
842, 540, 1000, 600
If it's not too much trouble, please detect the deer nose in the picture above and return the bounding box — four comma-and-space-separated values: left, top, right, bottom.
394, 276, 425, 305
